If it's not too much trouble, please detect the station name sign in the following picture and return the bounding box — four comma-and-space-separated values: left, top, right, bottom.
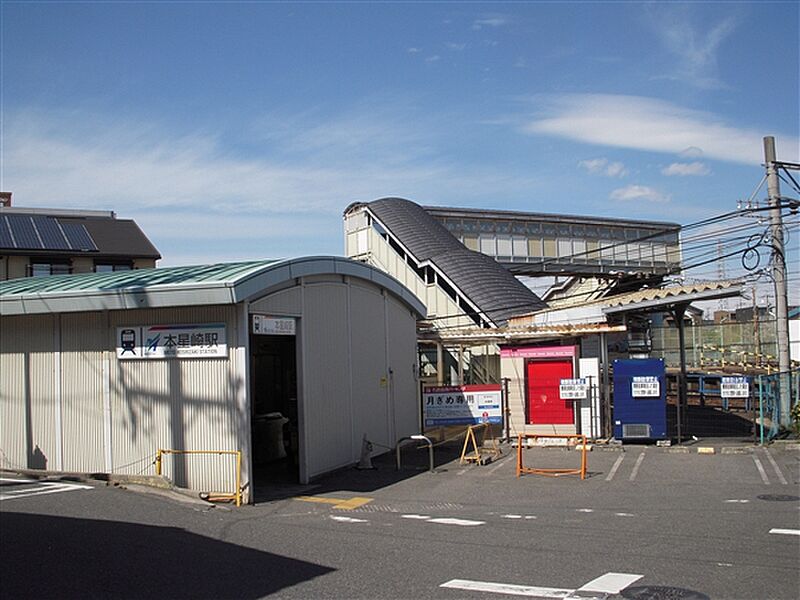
252, 314, 296, 336
117, 324, 227, 359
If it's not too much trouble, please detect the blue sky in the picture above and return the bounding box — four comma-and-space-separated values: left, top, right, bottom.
1, 1, 798, 297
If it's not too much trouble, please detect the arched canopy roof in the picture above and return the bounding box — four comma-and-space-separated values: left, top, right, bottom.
0, 257, 426, 317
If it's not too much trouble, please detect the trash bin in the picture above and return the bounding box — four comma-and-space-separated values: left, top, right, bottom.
255, 412, 289, 463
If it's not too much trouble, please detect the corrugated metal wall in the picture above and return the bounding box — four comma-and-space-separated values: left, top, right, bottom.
0, 305, 246, 496
61, 312, 106, 473
109, 305, 243, 493
0, 314, 57, 471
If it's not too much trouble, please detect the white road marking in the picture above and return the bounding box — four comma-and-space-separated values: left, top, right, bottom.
752, 455, 770, 484
440, 572, 643, 598
428, 517, 485, 526
0, 481, 92, 501
717, 563, 733, 567
763, 449, 788, 485
488, 458, 507, 474
503, 514, 523, 519
400, 514, 430, 520
0, 477, 37, 483
629, 452, 645, 481
724, 499, 750, 503
769, 528, 800, 536
576, 508, 594, 513
605, 454, 625, 481
329, 515, 368, 523
441, 579, 573, 598
615, 512, 635, 517
577, 572, 643, 594
524, 515, 538, 519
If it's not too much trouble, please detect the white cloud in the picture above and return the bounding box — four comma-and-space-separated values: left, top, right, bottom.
679, 146, 704, 158
610, 185, 670, 203
662, 161, 711, 176
524, 94, 799, 165
578, 157, 628, 178
472, 15, 509, 30
407, 47, 421, 54
646, 7, 739, 89
445, 42, 467, 51
425, 54, 441, 63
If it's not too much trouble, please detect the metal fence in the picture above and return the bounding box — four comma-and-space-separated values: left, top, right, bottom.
651, 320, 780, 370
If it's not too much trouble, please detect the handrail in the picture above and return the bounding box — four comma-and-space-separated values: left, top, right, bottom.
155, 449, 242, 507
396, 435, 435, 473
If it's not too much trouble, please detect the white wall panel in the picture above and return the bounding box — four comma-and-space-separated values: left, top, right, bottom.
387, 297, 419, 439
301, 282, 352, 479
0, 315, 57, 470
109, 305, 244, 493
349, 284, 391, 452
250, 287, 302, 316
60, 312, 106, 472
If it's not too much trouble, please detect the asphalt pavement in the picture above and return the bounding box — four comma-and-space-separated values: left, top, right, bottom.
1, 442, 798, 600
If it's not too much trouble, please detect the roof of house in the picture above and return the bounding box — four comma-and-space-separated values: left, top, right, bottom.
0, 207, 161, 259
0, 257, 427, 317
357, 197, 546, 325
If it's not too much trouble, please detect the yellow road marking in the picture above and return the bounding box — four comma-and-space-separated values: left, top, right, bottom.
294, 495, 373, 510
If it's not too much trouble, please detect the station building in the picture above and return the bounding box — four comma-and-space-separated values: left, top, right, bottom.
0, 257, 425, 503
342, 198, 710, 439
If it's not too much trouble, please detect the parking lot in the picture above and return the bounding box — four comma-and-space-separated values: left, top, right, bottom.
2, 442, 798, 599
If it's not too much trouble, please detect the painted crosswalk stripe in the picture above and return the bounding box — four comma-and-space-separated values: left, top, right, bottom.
769, 528, 800, 536
427, 518, 485, 526
0, 481, 92, 501
577, 572, 643, 594
441, 572, 643, 598
440, 579, 572, 598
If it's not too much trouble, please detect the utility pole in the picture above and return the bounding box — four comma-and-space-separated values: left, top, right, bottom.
763, 136, 791, 429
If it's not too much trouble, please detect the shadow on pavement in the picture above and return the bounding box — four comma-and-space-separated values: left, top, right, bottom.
253, 441, 470, 503
1, 512, 334, 599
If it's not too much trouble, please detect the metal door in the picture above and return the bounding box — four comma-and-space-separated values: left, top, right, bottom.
526, 360, 574, 425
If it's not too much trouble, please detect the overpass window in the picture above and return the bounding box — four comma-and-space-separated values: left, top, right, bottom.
497, 235, 512, 256
512, 237, 527, 257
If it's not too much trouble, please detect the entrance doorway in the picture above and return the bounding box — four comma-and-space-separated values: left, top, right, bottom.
250, 335, 298, 491
526, 359, 574, 425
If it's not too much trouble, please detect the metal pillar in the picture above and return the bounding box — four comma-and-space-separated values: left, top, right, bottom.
672, 305, 688, 443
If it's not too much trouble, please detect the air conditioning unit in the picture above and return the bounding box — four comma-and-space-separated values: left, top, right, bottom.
622, 423, 651, 438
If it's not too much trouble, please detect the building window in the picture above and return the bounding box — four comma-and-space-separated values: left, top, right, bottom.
95, 263, 133, 273
28, 262, 71, 277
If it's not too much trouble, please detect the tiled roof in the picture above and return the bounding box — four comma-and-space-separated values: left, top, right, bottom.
365, 198, 546, 325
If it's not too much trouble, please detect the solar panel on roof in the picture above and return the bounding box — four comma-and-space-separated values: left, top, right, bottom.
32, 216, 71, 250
60, 221, 98, 251
5, 214, 43, 250
0, 216, 15, 249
